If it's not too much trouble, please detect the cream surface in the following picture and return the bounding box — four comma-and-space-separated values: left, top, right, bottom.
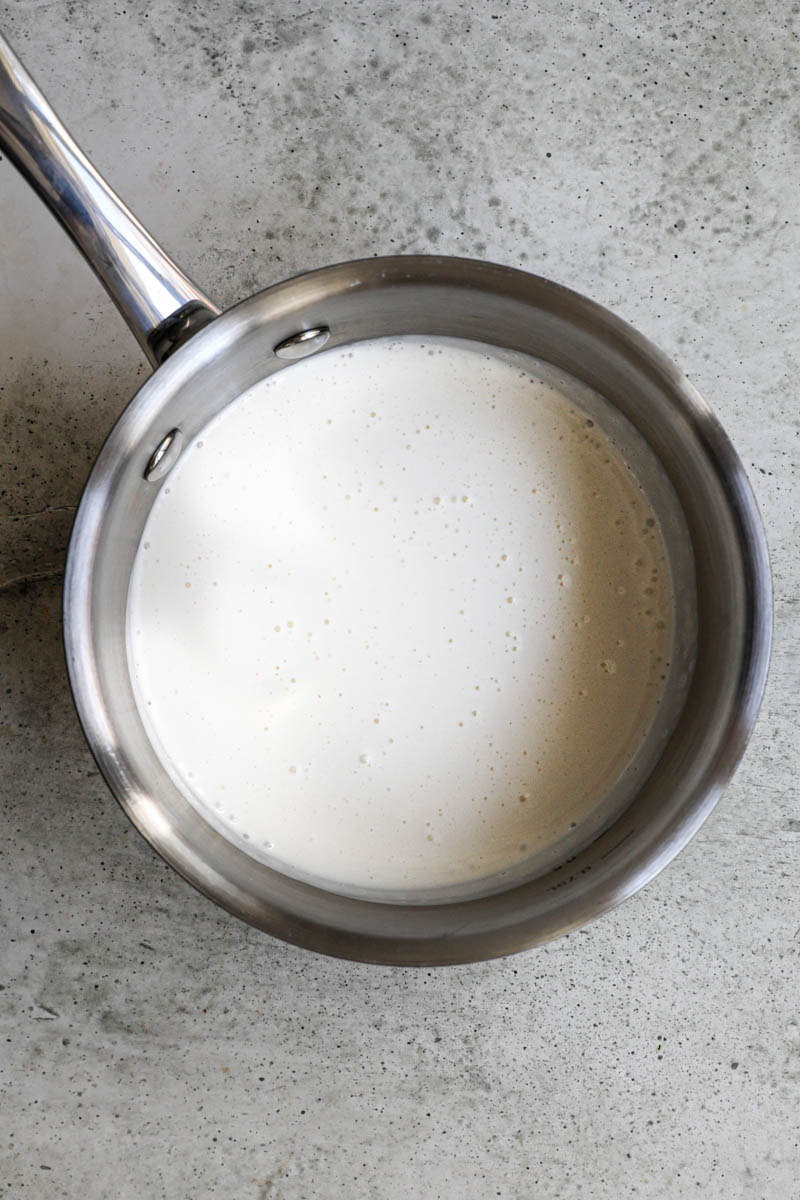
127, 338, 673, 896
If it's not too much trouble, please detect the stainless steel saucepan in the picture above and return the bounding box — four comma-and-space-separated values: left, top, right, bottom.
0, 34, 771, 965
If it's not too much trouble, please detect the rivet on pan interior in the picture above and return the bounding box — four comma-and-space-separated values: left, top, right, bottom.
273, 326, 331, 360
144, 428, 183, 481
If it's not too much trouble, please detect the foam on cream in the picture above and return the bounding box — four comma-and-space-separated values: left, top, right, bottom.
127, 337, 673, 897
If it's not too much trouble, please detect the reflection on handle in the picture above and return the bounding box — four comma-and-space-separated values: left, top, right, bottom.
0, 33, 219, 366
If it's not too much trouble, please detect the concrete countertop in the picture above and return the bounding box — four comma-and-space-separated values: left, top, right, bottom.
2, 2, 798, 1196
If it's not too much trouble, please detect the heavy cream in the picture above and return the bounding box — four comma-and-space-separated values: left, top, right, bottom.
127, 338, 674, 897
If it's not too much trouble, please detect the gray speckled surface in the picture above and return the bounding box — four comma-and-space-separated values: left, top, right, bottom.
1, 2, 798, 1197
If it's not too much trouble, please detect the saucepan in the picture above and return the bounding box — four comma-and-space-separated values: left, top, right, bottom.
0, 34, 771, 964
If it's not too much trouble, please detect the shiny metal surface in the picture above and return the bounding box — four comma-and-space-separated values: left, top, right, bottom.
0, 34, 219, 365
143, 428, 183, 482
1, 38, 772, 964
273, 326, 332, 359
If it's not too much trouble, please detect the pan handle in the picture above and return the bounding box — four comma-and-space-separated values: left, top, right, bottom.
0, 34, 220, 366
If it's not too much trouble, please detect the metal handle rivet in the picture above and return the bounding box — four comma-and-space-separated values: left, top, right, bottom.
144, 428, 183, 481
273, 326, 331, 360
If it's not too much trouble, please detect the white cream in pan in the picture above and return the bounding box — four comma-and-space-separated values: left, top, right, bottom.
127, 337, 673, 897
